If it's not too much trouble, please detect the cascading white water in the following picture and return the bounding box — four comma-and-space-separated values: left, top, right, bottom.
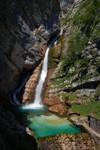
33, 47, 49, 106
23, 47, 50, 109
23, 29, 63, 109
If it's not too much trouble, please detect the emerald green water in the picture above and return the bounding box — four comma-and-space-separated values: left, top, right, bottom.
20, 107, 82, 138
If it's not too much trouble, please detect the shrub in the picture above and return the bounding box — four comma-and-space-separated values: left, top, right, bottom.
73, 0, 100, 36
62, 31, 87, 74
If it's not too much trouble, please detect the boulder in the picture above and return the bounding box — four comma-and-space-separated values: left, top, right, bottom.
49, 103, 67, 116
43, 96, 60, 106
26, 127, 35, 136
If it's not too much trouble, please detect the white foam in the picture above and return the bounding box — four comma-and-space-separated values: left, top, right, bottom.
22, 103, 44, 109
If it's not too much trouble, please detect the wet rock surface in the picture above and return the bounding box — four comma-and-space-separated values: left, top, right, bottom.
22, 64, 42, 103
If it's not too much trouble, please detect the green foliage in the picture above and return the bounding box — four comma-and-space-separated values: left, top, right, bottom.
49, 35, 64, 69
57, 35, 64, 45
62, 31, 87, 74
73, 0, 100, 37
58, 0, 100, 121
51, 76, 67, 87
61, 17, 71, 27
69, 32, 87, 53
80, 58, 89, 67
72, 101, 100, 119
48, 47, 58, 69
62, 92, 77, 103
91, 23, 100, 39
61, 0, 100, 75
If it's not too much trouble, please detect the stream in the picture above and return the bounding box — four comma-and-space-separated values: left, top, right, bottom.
12, 30, 83, 138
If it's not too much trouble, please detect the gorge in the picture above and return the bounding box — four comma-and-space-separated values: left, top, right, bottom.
0, 0, 100, 150
20, 30, 82, 138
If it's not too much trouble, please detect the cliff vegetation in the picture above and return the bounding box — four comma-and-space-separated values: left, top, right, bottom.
50, 0, 100, 120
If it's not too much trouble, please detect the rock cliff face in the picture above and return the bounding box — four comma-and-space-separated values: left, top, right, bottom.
0, 105, 38, 150
0, 0, 60, 100
43, 0, 100, 145
0, 0, 99, 149
89, 116, 100, 134
0, 0, 61, 149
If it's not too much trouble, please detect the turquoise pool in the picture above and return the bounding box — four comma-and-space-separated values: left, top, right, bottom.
20, 106, 82, 138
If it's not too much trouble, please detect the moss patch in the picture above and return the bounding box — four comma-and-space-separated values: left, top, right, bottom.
71, 101, 100, 119
48, 34, 65, 69
62, 92, 78, 104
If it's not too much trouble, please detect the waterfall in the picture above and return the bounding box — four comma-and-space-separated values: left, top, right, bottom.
33, 47, 49, 106
23, 47, 50, 109
23, 29, 63, 109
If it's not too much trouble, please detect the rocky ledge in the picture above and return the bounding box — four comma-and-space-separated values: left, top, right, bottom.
37, 133, 98, 150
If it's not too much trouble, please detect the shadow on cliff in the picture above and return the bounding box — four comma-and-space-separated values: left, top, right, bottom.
0, 0, 60, 101
0, 101, 38, 150
0, 0, 61, 149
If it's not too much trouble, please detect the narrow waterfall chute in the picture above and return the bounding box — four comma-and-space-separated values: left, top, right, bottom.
22, 30, 63, 109
34, 47, 49, 105
23, 47, 50, 109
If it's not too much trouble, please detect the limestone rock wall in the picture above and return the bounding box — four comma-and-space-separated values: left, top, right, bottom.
89, 116, 100, 134
0, 0, 60, 100
0, 0, 61, 149
43, 0, 100, 144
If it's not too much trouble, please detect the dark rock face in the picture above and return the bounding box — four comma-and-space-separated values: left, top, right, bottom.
0, 0, 60, 149
88, 116, 100, 145
0, 0, 60, 100
89, 116, 100, 134
60, 0, 74, 11
0, 106, 38, 150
